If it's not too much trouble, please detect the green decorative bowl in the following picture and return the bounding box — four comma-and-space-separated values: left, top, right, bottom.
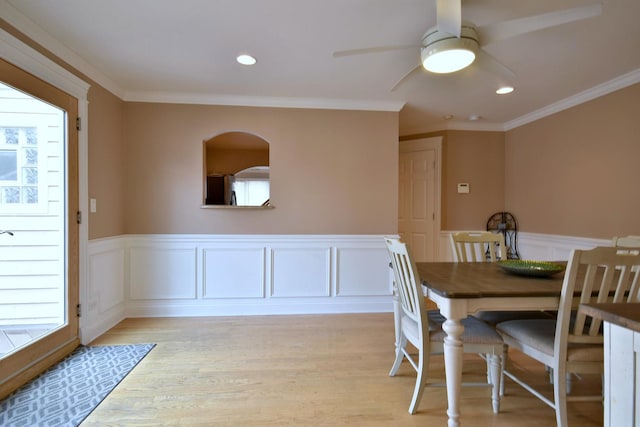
497, 260, 566, 278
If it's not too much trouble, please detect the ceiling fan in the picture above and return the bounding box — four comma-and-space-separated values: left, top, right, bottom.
333, 1, 603, 91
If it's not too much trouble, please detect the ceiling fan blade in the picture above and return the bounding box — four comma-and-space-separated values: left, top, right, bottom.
332, 45, 418, 58
391, 64, 422, 92
436, 0, 461, 37
474, 49, 516, 83
477, 3, 603, 46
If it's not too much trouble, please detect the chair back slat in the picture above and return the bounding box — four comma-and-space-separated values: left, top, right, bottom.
627, 268, 640, 301
449, 231, 506, 263
596, 265, 617, 303
613, 265, 633, 302
560, 247, 640, 345
385, 237, 426, 325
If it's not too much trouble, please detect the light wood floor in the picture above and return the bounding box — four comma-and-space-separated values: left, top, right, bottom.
83, 313, 603, 427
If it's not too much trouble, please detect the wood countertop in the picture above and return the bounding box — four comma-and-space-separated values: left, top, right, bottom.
581, 303, 640, 333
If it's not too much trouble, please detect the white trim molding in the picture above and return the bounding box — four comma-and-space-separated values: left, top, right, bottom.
504, 68, 640, 131
123, 92, 405, 112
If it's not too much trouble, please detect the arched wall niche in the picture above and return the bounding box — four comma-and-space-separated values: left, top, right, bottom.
202, 131, 271, 207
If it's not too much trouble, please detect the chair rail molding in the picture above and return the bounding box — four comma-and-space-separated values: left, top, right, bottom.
82, 234, 395, 344
439, 231, 610, 262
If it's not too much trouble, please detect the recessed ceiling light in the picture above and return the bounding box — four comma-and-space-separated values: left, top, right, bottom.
496, 86, 514, 95
236, 54, 256, 66
468, 115, 481, 121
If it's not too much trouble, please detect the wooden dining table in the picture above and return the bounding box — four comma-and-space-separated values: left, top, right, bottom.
414, 261, 566, 427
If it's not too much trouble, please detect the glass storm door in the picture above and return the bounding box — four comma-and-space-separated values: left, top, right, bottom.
0, 58, 79, 399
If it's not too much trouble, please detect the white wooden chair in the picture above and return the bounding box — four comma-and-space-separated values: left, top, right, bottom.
449, 231, 553, 329
384, 237, 504, 414
449, 230, 552, 395
450, 231, 551, 321
449, 231, 551, 325
449, 231, 506, 262
496, 246, 640, 427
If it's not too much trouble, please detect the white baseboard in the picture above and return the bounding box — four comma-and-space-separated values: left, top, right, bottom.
126, 297, 392, 318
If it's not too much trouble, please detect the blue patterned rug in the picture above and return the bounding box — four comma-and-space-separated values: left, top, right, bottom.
0, 344, 155, 427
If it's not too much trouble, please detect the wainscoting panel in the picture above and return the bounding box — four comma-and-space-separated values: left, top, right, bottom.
336, 247, 392, 296
129, 245, 198, 300
91, 248, 125, 313
516, 233, 608, 261
439, 231, 610, 262
202, 247, 265, 299
270, 247, 331, 297
83, 235, 395, 331
82, 236, 127, 344
81, 232, 614, 344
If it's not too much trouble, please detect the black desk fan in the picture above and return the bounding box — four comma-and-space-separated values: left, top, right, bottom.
486, 212, 520, 260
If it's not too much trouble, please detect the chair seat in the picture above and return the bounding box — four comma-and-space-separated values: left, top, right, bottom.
474, 310, 553, 326
497, 319, 603, 362
413, 310, 504, 344
427, 309, 446, 331
433, 315, 504, 344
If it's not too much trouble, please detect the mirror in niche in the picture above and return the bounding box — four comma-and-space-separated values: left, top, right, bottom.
203, 131, 270, 207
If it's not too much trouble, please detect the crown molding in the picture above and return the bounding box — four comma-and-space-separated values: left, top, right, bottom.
0, 27, 89, 98
0, 0, 124, 98
123, 91, 405, 112
504, 68, 640, 131
400, 119, 505, 136
401, 68, 640, 135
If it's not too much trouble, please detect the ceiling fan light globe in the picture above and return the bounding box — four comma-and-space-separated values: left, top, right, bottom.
423, 48, 475, 73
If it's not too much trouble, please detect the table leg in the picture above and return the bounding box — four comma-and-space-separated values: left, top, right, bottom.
443, 318, 464, 427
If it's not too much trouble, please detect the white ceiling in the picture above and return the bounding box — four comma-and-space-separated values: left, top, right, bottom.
2, 0, 640, 135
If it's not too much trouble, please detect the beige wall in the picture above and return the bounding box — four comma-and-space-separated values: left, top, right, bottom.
206, 148, 269, 176
123, 103, 399, 234
443, 130, 505, 230
87, 86, 126, 239
401, 130, 505, 231
7, 19, 637, 240
505, 82, 640, 239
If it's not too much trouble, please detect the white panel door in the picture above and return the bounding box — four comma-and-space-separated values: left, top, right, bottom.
399, 138, 441, 262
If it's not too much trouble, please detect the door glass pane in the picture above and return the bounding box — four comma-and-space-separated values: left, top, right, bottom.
0, 82, 66, 358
